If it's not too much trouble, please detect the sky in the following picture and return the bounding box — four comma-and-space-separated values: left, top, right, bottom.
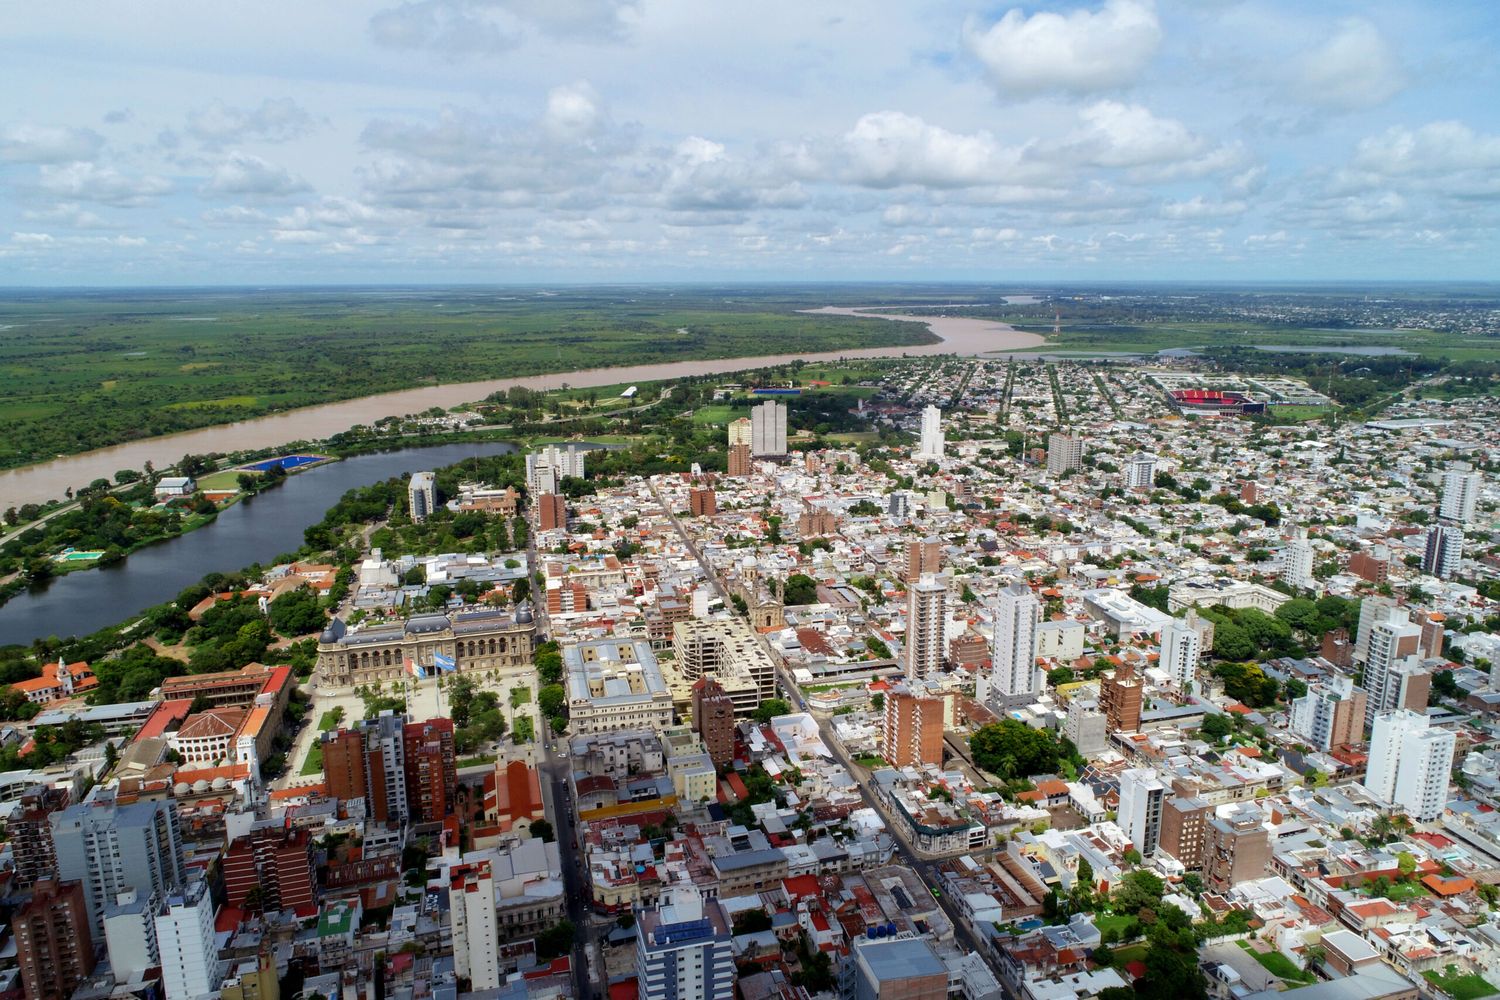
3, 0, 1499, 285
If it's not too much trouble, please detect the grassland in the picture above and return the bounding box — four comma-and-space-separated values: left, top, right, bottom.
0, 287, 935, 470
1424, 964, 1500, 1000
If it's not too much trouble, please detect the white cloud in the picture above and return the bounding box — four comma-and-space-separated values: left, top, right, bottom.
832, 111, 1026, 189
187, 98, 320, 146
369, 0, 639, 56
1352, 121, 1500, 177
37, 162, 171, 205
0, 123, 104, 163
203, 153, 311, 198
1161, 196, 1248, 219
1063, 101, 1204, 168
1289, 18, 1405, 111
964, 0, 1161, 95
543, 81, 604, 141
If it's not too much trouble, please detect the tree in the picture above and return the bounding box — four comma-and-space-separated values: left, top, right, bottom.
969, 720, 1062, 780
870, 692, 885, 711
269, 586, 328, 637
1396, 851, 1417, 881
535, 920, 574, 959
447, 675, 479, 728
530, 819, 554, 842
1047, 666, 1073, 687
537, 684, 567, 718
753, 698, 791, 723
782, 574, 818, 605
534, 647, 563, 685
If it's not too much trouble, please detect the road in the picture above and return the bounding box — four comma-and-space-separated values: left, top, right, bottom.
648, 475, 1010, 990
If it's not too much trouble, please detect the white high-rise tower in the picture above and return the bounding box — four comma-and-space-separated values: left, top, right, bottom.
988, 582, 1039, 704
1158, 612, 1202, 690
905, 574, 947, 680
750, 401, 787, 457
913, 405, 945, 462
1279, 527, 1315, 592
1364, 709, 1455, 821
1440, 462, 1482, 526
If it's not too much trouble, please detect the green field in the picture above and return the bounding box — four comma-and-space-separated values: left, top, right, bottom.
195, 469, 254, 491
1424, 964, 1500, 1000
0, 288, 935, 470
1239, 941, 1314, 983
300, 744, 323, 776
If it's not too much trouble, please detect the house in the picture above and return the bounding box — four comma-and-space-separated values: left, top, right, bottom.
10, 660, 97, 705
154, 476, 197, 500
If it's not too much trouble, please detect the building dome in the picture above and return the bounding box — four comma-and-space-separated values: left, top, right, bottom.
515, 601, 534, 624
211, 776, 229, 790
174, 782, 191, 797
192, 779, 210, 794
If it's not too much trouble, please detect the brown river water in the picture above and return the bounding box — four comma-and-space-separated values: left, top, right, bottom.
0, 309, 1041, 510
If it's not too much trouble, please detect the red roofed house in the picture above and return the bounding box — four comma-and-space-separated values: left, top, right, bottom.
483, 760, 545, 836
11, 660, 96, 704
170, 707, 246, 765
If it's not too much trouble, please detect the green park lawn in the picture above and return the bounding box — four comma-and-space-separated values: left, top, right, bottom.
1424, 964, 1500, 1000
1239, 941, 1314, 983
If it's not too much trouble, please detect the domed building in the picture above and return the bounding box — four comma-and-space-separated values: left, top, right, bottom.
314, 605, 536, 688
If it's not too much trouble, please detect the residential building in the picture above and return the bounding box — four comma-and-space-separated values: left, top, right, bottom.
103, 888, 160, 985
881, 688, 944, 768
843, 936, 949, 1000
1440, 461, 1482, 526
408, 471, 436, 523
1118, 768, 1167, 857
50, 793, 185, 937
9, 785, 67, 887
1158, 612, 1202, 690
727, 417, 752, 448
727, 443, 752, 478
526, 444, 587, 493
1280, 527, 1315, 591
636, 889, 735, 1000
538, 493, 567, 531
673, 617, 776, 700
1365, 709, 1455, 821
690, 677, 735, 767
14, 878, 95, 1000
913, 405, 945, 462
905, 574, 947, 681
1289, 676, 1367, 752
404, 717, 458, 825
1354, 596, 1399, 663
224, 825, 316, 916
1419, 612, 1446, 660
1204, 804, 1271, 893
1423, 523, 1464, 580
904, 537, 942, 584
1158, 795, 1210, 870
986, 582, 1038, 705
155, 879, 223, 1000
450, 860, 501, 991
751, 401, 787, 458
564, 638, 675, 734
1124, 451, 1156, 490
1064, 697, 1107, 756
1363, 610, 1428, 728
689, 488, 717, 517
321, 713, 409, 824
1100, 663, 1143, 734
1046, 432, 1083, 475
220, 952, 280, 1000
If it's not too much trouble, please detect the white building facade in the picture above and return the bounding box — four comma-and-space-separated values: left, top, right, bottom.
1364, 710, 1455, 821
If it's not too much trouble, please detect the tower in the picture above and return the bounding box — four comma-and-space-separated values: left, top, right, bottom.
913, 405, 945, 462
1124, 452, 1157, 490
905, 574, 947, 681
1279, 526, 1314, 592
1423, 523, 1464, 580
1158, 613, 1202, 690
407, 471, 436, 523
1439, 462, 1482, 526
987, 582, 1039, 704
750, 401, 787, 458
1365, 709, 1455, 821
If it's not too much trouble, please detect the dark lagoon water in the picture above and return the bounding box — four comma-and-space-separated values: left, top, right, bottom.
0, 441, 517, 647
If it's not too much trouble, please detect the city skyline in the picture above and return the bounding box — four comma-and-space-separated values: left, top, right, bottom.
3, 1, 1498, 284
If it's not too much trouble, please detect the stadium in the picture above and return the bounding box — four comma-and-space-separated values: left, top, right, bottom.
1166, 388, 1266, 415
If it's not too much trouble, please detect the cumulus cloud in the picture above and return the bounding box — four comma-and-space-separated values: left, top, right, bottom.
542, 81, 604, 141
1160, 196, 1248, 219
1288, 18, 1405, 111
826, 111, 1026, 189
202, 153, 311, 197
0, 123, 104, 163
37, 162, 171, 205
369, 0, 639, 56
187, 98, 320, 146
1352, 121, 1500, 177
964, 0, 1161, 95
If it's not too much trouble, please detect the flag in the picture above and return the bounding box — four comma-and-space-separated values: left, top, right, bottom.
434, 651, 456, 673
408, 659, 425, 679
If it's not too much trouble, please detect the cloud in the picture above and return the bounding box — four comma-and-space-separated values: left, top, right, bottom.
826, 111, 1027, 189
369, 0, 639, 56
0, 123, 105, 163
202, 153, 311, 197
1060, 101, 1204, 168
37, 162, 171, 205
1160, 196, 1248, 219
964, 0, 1161, 95
187, 98, 320, 147
542, 81, 604, 141
1352, 121, 1500, 177
1288, 18, 1405, 111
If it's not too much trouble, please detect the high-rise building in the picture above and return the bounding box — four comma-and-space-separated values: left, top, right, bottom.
1354, 596, 1399, 663
1419, 611, 1446, 660
750, 401, 787, 458
526, 444, 587, 493
450, 860, 500, 991
689, 488, 717, 517
408, 471, 436, 523
1158, 796, 1210, 870
51, 792, 186, 937
987, 582, 1038, 703
690, 677, 736, 767
845, 937, 949, 1000
537, 493, 567, 531
1204, 804, 1271, 893
224, 825, 316, 916
1118, 768, 1167, 857
321, 714, 410, 824
636, 889, 735, 1000
913, 405, 945, 462
9, 785, 67, 888
1440, 462, 1482, 526
726, 443, 752, 478
1124, 452, 1157, 490
404, 718, 457, 825
905, 574, 947, 681
881, 688, 944, 768
1364, 610, 1427, 728
727, 417, 753, 448
1280, 527, 1315, 591
1289, 676, 1367, 751
220, 952, 280, 1000
14, 878, 96, 1000
1046, 432, 1084, 474
1158, 613, 1202, 690
155, 880, 223, 1000
103, 888, 160, 986
673, 618, 776, 700
904, 538, 941, 584
1100, 663, 1143, 734
1064, 697, 1107, 756
1423, 523, 1464, 580
1365, 709, 1455, 821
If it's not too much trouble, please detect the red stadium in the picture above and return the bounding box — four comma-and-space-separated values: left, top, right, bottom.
1167, 388, 1266, 414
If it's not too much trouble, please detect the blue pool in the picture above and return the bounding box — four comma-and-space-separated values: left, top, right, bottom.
239, 454, 327, 472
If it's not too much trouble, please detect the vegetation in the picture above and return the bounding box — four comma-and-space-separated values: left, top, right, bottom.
969, 720, 1066, 781
1423, 964, 1500, 1000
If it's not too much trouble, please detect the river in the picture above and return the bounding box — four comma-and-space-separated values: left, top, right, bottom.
0, 309, 1042, 511
0, 441, 516, 647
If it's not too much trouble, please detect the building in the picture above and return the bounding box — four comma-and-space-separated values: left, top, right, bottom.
51, 793, 185, 937
1280, 527, 1315, 591
1349, 549, 1391, 584
1364, 709, 1455, 821
9, 785, 67, 888
315, 605, 535, 687
635, 889, 735, 1000
726, 443, 752, 478
750, 401, 787, 458
881, 689, 944, 768
690, 677, 735, 767
538, 493, 568, 531
1118, 768, 1167, 857
103, 889, 160, 986
843, 936, 949, 1000
153, 476, 196, 500
404, 718, 458, 825
913, 405, 945, 462
1158, 795, 1210, 870
1158, 613, 1202, 690
1354, 596, 1400, 663
904, 538, 941, 585
408, 471, 437, 523
224, 825, 316, 916
673, 618, 775, 701
155, 880, 223, 1000
1124, 452, 1156, 490
564, 638, 675, 734
526, 444, 587, 493
689, 488, 717, 517
986, 582, 1038, 705
1064, 697, 1107, 756
727, 417, 752, 448
170, 706, 245, 765
1440, 461, 1482, 526
1423, 523, 1464, 580
450, 860, 500, 991
14, 878, 95, 1000
9, 659, 97, 705
1204, 804, 1271, 893
321, 713, 409, 824
1363, 609, 1428, 728
905, 574, 947, 681
1100, 663, 1143, 734
1046, 432, 1084, 475
220, 952, 280, 1000
1419, 612, 1446, 660
1289, 676, 1367, 752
